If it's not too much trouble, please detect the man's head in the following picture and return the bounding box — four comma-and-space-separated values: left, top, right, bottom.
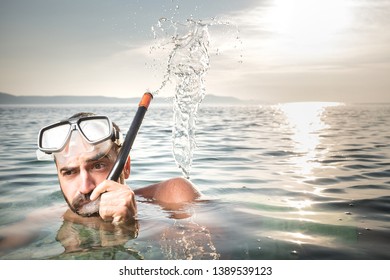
37, 113, 130, 216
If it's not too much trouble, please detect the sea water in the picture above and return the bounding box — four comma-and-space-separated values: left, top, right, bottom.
1, 102, 390, 259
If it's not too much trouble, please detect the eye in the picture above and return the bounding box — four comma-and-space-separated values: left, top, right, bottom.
93, 162, 106, 170
61, 169, 76, 177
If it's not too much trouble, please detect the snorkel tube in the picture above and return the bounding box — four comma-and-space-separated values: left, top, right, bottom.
107, 92, 153, 181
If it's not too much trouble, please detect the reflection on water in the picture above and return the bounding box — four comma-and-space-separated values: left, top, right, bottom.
159, 220, 220, 260
276, 102, 342, 228
55, 210, 139, 257
278, 102, 342, 176
53, 209, 218, 260
1, 103, 390, 259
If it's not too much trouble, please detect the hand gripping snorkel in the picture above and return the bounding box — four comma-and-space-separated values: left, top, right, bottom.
107, 92, 153, 181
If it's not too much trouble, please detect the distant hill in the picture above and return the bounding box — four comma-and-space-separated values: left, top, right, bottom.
0, 92, 250, 105
0, 92, 141, 104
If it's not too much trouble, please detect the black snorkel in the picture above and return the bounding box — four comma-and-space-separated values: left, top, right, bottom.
107, 92, 153, 181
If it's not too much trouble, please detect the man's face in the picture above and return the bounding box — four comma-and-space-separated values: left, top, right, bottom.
55, 148, 117, 215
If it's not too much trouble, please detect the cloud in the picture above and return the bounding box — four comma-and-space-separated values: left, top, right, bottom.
200, 0, 390, 102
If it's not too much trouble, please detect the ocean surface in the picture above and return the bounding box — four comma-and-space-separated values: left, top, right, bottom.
0, 102, 390, 260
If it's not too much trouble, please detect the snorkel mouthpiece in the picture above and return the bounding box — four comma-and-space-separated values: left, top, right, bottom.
77, 198, 101, 217
107, 92, 153, 181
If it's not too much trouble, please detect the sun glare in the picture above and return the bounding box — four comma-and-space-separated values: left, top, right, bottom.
265, 0, 352, 55
278, 102, 342, 176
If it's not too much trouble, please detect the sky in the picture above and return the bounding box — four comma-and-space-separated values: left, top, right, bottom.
1, 0, 390, 103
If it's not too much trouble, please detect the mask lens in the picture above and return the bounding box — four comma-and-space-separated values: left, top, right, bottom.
53, 131, 115, 166
79, 118, 111, 143
40, 123, 71, 151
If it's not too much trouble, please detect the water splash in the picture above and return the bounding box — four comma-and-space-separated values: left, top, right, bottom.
150, 17, 240, 178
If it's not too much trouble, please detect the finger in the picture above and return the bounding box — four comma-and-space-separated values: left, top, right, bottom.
90, 180, 120, 201
99, 188, 137, 223
99, 188, 135, 210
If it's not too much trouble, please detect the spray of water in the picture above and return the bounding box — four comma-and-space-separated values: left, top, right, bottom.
150, 16, 241, 178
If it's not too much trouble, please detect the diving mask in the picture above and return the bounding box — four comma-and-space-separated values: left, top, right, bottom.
36, 115, 123, 161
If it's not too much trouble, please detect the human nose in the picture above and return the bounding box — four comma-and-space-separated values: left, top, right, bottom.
78, 169, 96, 194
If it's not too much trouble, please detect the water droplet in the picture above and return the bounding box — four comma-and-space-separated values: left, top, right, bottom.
290, 250, 298, 255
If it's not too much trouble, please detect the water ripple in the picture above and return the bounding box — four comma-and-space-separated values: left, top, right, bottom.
1, 103, 390, 259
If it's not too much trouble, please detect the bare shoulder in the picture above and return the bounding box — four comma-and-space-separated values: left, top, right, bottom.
134, 177, 200, 204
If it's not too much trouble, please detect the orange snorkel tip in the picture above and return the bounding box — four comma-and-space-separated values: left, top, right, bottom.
139, 92, 153, 109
